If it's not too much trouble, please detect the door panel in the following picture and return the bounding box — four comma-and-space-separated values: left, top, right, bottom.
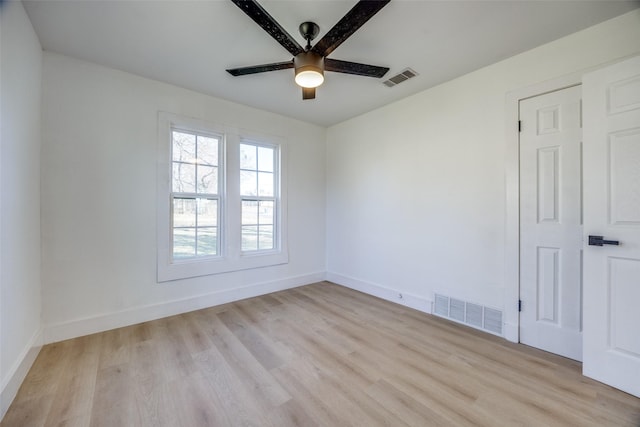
608, 257, 640, 356
537, 147, 559, 223
610, 129, 640, 224
537, 247, 559, 324
583, 55, 640, 397
519, 85, 583, 361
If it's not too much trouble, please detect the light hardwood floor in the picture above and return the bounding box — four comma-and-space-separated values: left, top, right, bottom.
3, 281, 639, 426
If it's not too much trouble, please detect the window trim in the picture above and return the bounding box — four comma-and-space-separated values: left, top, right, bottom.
157, 112, 288, 282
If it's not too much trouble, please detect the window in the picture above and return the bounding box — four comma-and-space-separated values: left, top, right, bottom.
240, 143, 276, 252
157, 113, 288, 282
171, 130, 221, 259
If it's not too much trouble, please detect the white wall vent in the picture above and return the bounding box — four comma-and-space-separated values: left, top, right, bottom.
450, 298, 465, 322
433, 294, 503, 336
465, 302, 483, 328
483, 307, 503, 335
434, 294, 449, 317
383, 68, 419, 87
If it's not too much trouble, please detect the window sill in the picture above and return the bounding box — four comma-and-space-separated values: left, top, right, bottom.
157, 250, 289, 282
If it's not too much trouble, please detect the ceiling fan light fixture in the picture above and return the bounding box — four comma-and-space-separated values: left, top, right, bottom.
294, 52, 324, 88
295, 70, 324, 88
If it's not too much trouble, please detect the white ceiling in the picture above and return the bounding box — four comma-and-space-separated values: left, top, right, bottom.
23, 0, 639, 127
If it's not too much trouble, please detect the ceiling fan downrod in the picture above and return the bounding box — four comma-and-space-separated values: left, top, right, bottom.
299, 21, 320, 51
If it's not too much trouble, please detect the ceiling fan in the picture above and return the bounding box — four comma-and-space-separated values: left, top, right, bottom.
226, 0, 391, 100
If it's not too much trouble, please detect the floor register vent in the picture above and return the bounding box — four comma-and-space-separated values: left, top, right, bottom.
434, 294, 503, 336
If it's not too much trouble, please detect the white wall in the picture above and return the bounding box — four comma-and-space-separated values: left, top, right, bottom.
326, 10, 640, 316
0, 0, 43, 417
40, 52, 326, 342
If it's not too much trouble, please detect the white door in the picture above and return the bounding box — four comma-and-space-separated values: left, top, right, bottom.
583, 55, 640, 398
519, 85, 583, 361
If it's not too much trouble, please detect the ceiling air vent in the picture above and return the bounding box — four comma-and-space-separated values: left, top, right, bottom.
383, 68, 418, 87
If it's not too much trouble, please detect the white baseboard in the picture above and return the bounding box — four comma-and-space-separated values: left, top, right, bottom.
326, 272, 433, 315
503, 322, 519, 343
328, 273, 518, 341
1, 327, 43, 421
43, 272, 326, 344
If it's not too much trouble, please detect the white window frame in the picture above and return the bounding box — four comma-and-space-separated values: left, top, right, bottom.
170, 128, 223, 260
157, 112, 288, 282
239, 140, 280, 254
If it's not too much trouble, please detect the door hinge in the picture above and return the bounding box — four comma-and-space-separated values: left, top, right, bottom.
518, 120, 522, 132
518, 300, 522, 312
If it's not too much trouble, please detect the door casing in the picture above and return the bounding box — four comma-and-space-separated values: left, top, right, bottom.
503, 57, 637, 343
517, 85, 583, 360
505, 71, 585, 343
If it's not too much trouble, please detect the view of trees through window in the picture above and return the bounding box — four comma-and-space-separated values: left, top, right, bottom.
159, 114, 286, 280
169, 131, 277, 260
171, 130, 220, 259
240, 143, 276, 251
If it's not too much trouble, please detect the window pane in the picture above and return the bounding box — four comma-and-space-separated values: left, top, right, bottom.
258, 201, 274, 225
242, 226, 258, 251
242, 200, 258, 225
240, 170, 257, 196
172, 163, 196, 193
197, 228, 217, 256
257, 146, 274, 172
197, 165, 218, 194
259, 225, 274, 250
172, 131, 196, 163
240, 144, 257, 170
173, 198, 196, 227
173, 227, 196, 258
198, 199, 218, 227
197, 136, 218, 166
258, 172, 274, 197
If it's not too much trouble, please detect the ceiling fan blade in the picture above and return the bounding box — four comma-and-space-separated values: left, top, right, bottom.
311, 0, 390, 58
325, 58, 389, 78
226, 61, 294, 76
302, 87, 316, 100
230, 0, 304, 56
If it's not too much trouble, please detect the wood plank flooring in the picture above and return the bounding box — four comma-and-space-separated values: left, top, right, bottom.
3, 281, 639, 426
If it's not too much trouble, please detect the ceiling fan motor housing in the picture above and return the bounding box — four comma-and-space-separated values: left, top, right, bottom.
294, 52, 324, 88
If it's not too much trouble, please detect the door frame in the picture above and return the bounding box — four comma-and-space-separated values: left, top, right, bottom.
504, 70, 588, 343
504, 56, 638, 344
